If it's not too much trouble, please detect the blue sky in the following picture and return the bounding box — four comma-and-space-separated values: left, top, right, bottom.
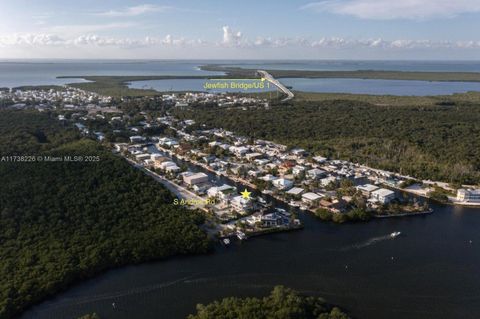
1, 0, 480, 59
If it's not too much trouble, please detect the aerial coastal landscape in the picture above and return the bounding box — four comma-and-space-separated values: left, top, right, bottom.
2, 1, 480, 319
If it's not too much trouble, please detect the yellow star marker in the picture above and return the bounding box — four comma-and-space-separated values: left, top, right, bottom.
241, 188, 252, 199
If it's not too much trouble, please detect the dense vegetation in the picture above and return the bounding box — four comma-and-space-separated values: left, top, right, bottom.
65, 69, 480, 99
0, 110, 209, 319
175, 100, 480, 184
201, 65, 480, 82
188, 286, 350, 319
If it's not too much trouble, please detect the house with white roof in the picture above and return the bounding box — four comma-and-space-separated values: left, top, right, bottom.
207, 184, 237, 202
286, 187, 305, 196
307, 168, 326, 179
302, 192, 323, 205
356, 184, 379, 196
456, 188, 480, 203
313, 156, 327, 163
292, 165, 306, 176
231, 195, 253, 213
370, 188, 395, 204
183, 172, 209, 186
272, 178, 294, 190
320, 176, 337, 187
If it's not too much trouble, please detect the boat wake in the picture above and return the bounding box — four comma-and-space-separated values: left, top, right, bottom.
37, 274, 199, 311
340, 232, 401, 251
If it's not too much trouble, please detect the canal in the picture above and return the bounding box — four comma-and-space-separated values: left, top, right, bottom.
20, 148, 480, 319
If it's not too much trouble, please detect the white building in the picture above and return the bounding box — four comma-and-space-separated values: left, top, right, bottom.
356, 184, 379, 196
183, 172, 209, 186
302, 192, 323, 205
320, 176, 337, 187
231, 195, 253, 213
292, 165, 306, 176
307, 168, 326, 179
261, 212, 289, 227
229, 146, 249, 157
370, 188, 395, 204
159, 161, 180, 172
129, 135, 145, 143
207, 184, 237, 201
312, 156, 327, 163
457, 189, 480, 203
286, 187, 304, 196
272, 178, 294, 190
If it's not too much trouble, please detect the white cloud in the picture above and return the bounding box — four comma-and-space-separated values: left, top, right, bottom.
301, 0, 480, 20
0, 33, 65, 47
222, 26, 243, 46
1, 27, 480, 52
97, 4, 171, 17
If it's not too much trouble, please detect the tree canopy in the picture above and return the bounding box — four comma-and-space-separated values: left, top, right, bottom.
188, 286, 350, 319
175, 100, 480, 184
0, 110, 209, 319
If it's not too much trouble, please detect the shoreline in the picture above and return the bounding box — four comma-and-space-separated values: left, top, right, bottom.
374, 209, 434, 218
391, 185, 480, 208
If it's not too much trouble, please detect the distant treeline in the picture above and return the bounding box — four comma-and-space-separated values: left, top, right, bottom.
0, 110, 209, 319
175, 100, 480, 184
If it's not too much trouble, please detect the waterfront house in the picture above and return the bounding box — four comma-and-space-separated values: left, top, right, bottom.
260, 212, 290, 227
370, 188, 395, 204
246, 212, 262, 226
231, 195, 253, 214
356, 184, 380, 196
302, 192, 323, 205
457, 188, 480, 203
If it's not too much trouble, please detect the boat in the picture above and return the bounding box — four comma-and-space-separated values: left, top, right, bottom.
289, 200, 300, 207
236, 230, 247, 240
222, 238, 231, 245
390, 231, 401, 238
299, 205, 308, 211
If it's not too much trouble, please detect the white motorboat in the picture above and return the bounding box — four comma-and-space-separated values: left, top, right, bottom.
390, 231, 401, 238
236, 231, 247, 240
222, 238, 231, 245
289, 201, 300, 207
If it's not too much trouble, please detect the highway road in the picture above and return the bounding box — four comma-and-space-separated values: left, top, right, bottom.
257, 70, 294, 101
